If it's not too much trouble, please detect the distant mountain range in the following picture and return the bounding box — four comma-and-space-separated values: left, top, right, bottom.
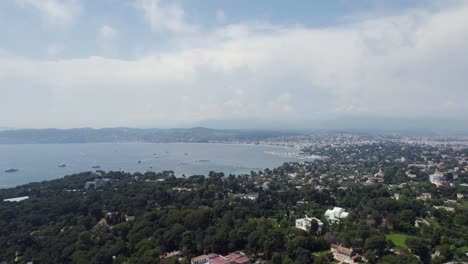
1, 116, 467, 144
0, 127, 299, 144
195, 116, 468, 135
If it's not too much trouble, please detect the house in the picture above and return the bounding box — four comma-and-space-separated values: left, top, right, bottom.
234, 193, 258, 201
105, 212, 121, 225
161, 251, 183, 259
93, 218, 109, 231
125, 215, 135, 221
374, 169, 384, 178
190, 252, 250, 264
429, 171, 445, 186
295, 216, 323, 234
173, 187, 193, 192
3, 196, 29, 202
381, 218, 389, 227
415, 219, 430, 228
85, 178, 111, 189
330, 244, 361, 264
406, 170, 417, 178
417, 192, 432, 200
191, 254, 215, 264
433, 206, 455, 212
325, 207, 349, 223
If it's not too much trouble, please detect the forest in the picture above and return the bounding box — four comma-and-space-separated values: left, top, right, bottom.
0, 167, 467, 264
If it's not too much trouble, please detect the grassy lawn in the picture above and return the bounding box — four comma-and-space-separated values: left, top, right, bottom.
269, 218, 279, 229
459, 200, 468, 207
386, 233, 412, 249
312, 249, 331, 257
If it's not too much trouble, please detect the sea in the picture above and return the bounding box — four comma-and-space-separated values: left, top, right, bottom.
0, 143, 308, 188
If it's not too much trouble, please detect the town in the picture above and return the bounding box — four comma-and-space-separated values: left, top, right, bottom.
0, 133, 467, 264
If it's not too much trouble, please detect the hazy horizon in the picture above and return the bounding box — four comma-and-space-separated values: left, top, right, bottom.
2, 116, 468, 135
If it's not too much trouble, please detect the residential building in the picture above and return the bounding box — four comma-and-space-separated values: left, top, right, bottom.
417, 192, 432, 200
331, 244, 361, 264
85, 178, 111, 189
325, 207, 349, 223
429, 171, 445, 186
233, 193, 258, 200
3, 196, 29, 202
191, 252, 250, 264
295, 216, 323, 234
433, 206, 455, 212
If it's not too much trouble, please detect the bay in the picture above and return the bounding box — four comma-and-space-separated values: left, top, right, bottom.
0, 143, 305, 188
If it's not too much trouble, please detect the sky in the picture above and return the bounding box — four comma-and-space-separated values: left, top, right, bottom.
1, 0, 468, 129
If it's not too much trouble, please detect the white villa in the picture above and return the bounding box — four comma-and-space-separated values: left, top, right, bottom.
325, 207, 349, 223
3, 196, 29, 202
429, 171, 444, 186
295, 216, 323, 234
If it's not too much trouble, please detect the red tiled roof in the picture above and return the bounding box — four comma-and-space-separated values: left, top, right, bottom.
331, 244, 353, 256
192, 252, 249, 264
209, 256, 228, 264
234, 256, 250, 264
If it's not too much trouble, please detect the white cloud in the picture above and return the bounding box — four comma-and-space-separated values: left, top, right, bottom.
99, 24, 119, 40
1, 1, 468, 128
136, 0, 196, 34
98, 24, 119, 56
47, 43, 64, 57
14, 0, 81, 26
268, 93, 294, 114
216, 9, 226, 23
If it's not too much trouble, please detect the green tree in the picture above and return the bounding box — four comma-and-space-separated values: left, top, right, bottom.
406, 237, 430, 264
365, 235, 387, 257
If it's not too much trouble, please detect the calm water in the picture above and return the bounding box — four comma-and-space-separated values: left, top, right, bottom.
0, 143, 304, 188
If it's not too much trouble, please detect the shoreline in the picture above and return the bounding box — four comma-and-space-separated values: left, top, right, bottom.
0, 142, 305, 188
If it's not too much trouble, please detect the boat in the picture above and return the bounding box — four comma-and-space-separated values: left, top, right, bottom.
58, 163, 67, 168
91, 165, 101, 169
184, 153, 189, 155
5, 168, 19, 173
138, 160, 142, 164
